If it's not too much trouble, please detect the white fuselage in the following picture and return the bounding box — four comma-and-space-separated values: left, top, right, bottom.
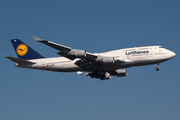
16, 46, 176, 72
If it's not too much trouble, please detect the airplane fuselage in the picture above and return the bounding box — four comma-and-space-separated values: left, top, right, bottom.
16, 45, 175, 72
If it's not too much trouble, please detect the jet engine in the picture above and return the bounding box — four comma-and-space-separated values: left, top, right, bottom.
95, 72, 111, 80
68, 49, 86, 57
88, 72, 111, 80
98, 57, 115, 64
111, 69, 127, 77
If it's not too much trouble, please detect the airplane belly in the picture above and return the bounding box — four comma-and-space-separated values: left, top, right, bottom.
51, 62, 82, 72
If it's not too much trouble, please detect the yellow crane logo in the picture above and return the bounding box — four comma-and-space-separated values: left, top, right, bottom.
16, 44, 28, 56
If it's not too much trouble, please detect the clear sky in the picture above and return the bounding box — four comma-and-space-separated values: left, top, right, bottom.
1, 0, 180, 120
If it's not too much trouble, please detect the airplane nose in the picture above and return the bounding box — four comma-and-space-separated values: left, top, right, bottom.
170, 51, 176, 58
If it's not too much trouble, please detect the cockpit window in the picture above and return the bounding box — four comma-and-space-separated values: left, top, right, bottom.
159, 46, 163, 48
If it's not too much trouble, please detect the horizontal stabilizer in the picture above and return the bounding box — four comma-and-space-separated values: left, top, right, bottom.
5, 56, 35, 64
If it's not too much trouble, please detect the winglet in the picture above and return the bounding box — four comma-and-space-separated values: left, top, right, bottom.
32, 36, 43, 42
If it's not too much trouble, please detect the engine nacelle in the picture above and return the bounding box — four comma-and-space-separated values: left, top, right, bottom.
95, 72, 111, 80
112, 69, 127, 77
103, 72, 111, 79
98, 57, 115, 64
68, 49, 86, 57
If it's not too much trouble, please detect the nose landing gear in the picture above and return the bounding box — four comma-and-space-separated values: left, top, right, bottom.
155, 64, 159, 71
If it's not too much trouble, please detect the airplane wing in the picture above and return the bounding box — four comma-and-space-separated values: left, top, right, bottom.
33, 36, 96, 60
33, 36, 72, 52
33, 36, 131, 65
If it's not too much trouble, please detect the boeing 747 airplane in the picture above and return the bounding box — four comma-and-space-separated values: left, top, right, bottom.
5, 36, 176, 80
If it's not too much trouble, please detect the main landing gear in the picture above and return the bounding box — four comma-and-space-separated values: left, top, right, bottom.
155, 64, 159, 71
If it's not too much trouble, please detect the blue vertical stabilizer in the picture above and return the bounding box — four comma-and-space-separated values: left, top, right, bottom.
11, 39, 45, 60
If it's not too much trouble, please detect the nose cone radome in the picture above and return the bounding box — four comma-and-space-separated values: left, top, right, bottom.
170, 51, 176, 58
171, 51, 176, 57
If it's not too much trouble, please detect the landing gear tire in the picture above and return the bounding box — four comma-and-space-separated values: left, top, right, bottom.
155, 64, 159, 71
89, 72, 95, 78
100, 74, 105, 80
155, 67, 159, 71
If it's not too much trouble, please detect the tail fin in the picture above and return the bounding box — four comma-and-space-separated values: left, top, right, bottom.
11, 39, 45, 60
